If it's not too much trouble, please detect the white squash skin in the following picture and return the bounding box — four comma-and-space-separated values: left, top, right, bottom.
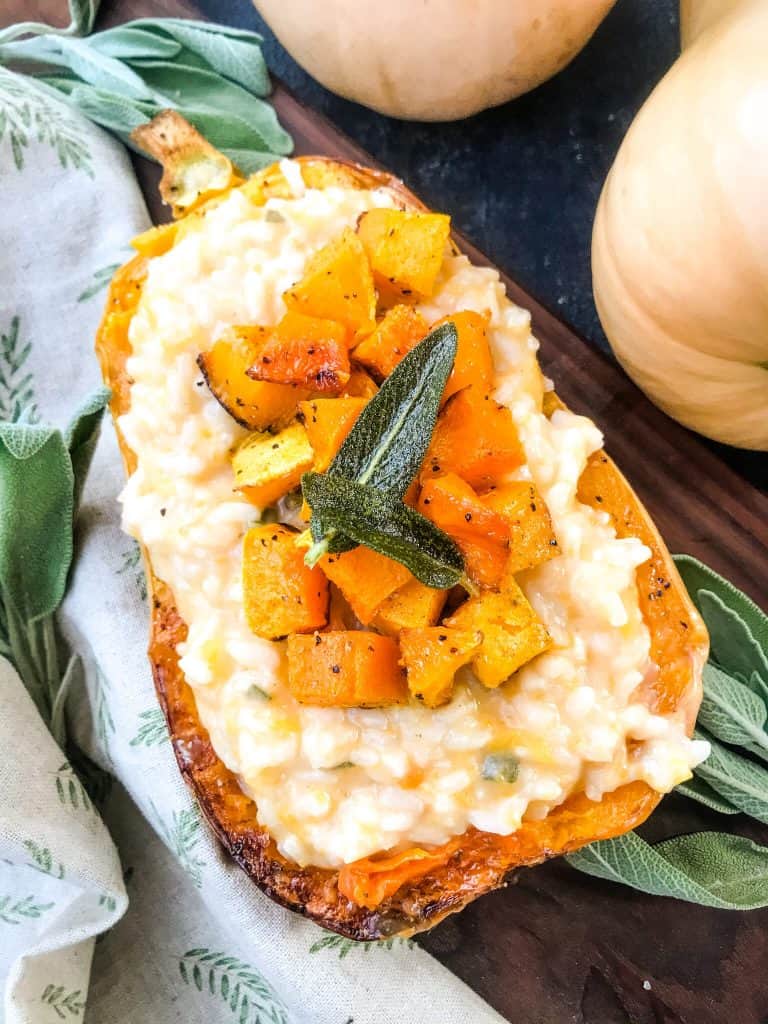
592, 0, 768, 450
253, 0, 616, 121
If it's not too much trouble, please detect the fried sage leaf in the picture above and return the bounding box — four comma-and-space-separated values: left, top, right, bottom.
302, 472, 463, 589
329, 321, 457, 497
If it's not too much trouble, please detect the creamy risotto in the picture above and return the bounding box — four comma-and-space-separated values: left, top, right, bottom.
119, 162, 707, 868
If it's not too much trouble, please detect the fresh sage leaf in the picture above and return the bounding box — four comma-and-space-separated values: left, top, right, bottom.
0, 422, 73, 623
65, 386, 110, 506
0, 0, 98, 44
302, 473, 464, 589
694, 728, 768, 823
136, 20, 270, 97
130, 17, 265, 44
481, 754, 519, 784
675, 776, 739, 815
674, 554, 768, 654
568, 830, 768, 910
330, 322, 457, 497
126, 61, 291, 155
88, 26, 182, 60
697, 589, 768, 701
46, 36, 159, 101
697, 663, 768, 760
48, 81, 152, 136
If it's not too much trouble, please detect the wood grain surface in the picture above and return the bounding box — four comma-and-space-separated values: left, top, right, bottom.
4, 1, 768, 1021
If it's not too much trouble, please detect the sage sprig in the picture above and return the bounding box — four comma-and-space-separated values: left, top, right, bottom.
302, 473, 464, 589
0, 18, 292, 175
0, 388, 109, 745
303, 323, 461, 581
568, 831, 768, 911
568, 555, 768, 910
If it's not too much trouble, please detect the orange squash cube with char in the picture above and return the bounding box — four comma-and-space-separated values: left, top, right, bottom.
357, 208, 450, 302
283, 227, 376, 336
198, 330, 307, 430
421, 387, 525, 491
400, 626, 482, 706
245, 312, 351, 392
445, 578, 551, 688
243, 525, 329, 640
319, 546, 412, 625
373, 578, 447, 636
231, 422, 313, 508
352, 305, 428, 381
418, 473, 510, 588
287, 631, 408, 707
432, 310, 494, 403
484, 482, 559, 575
299, 396, 367, 472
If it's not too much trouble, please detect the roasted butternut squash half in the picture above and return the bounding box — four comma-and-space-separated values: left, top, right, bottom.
97, 113, 707, 942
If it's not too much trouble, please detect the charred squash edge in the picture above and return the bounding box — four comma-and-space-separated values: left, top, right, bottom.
96, 155, 708, 940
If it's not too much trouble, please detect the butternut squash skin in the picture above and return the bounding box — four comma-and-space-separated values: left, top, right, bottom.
96, 156, 707, 940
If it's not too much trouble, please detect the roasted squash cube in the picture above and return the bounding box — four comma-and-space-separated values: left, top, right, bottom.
484, 482, 559, 574
421, 387, 525, 490
287, 631, 407, 707
357, 208, 450, 301
344, 367, 379, 399
299, 396, 367, 472
243, 524, 329, 640
245, 312, 351, 392
400, 626, 482, 706
199, 330, 307, 430
231, 422, 313, 508
418, 473, 510, 588
283, 227, 376, 335
373, 579, 447, 636
319, 547, 412, 624
445, 578, 551, 688
352, 305, 428, 381
432, 310, 494, 403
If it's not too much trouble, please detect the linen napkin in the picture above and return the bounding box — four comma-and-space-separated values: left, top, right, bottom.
0, 68, 507, 1024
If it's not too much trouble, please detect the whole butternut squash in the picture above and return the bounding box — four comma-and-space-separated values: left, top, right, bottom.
252, 0, 616, 121
592, 0, 768, 450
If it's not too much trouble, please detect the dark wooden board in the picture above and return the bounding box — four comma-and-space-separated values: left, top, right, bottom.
6, 2, 767, 1020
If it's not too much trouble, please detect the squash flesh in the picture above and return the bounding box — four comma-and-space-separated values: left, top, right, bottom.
357, 208, 451, 301
400, 626, 482, 706
319, 546, 412, 624
283, 227, 376, 335
231, 422, 314, 508
445, 579, 552, 687
299, 396, 367, 472
245, 312, 351, 392
483, 481, 560, 575
243, 525, 329, 640
287, 631, 407, 706
422, 387, 525, 490
418, 472, 510, 588
198, 331, 307, 430
433, 309, 494, 403
352, 304, 428, 380
372, 578, 448, 636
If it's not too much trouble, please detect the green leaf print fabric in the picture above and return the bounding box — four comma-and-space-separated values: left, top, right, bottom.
0, 69, 506, 1024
